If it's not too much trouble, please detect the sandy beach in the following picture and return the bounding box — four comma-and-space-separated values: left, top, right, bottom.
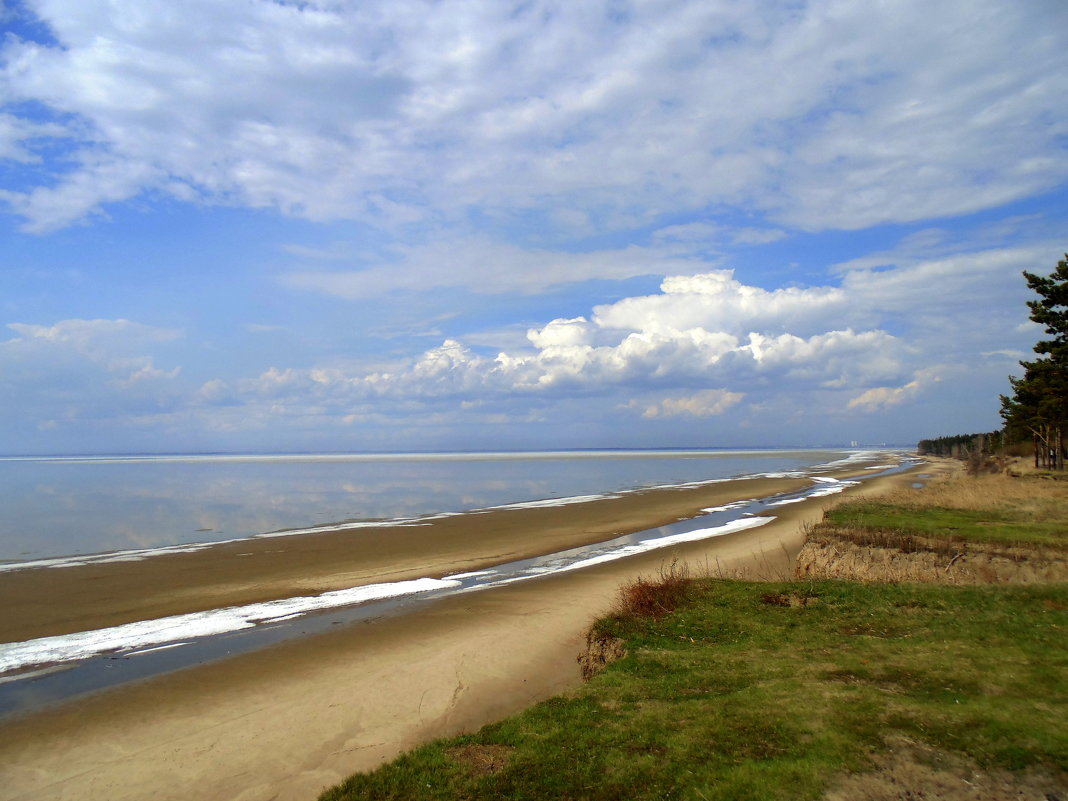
0, 459, 926, 801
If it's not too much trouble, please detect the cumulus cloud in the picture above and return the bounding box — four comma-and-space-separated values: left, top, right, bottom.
0, 236, 1043, 447
593, 270, 850, 338
217, 239, 1044, 438
234, 268, 912, 416
0, 0, 1064, 234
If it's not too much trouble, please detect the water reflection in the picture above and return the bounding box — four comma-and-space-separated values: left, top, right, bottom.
0, 450, 842, 563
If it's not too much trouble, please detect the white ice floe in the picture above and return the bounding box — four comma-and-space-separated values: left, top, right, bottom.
481, 494, 616, 511
767, 477, 857, 506
556, 516, 773, 573
701, 500, 755, 514
0, 540, 224, 573
0, 513, 466, 572
124, 642, 189, 656
0, 577, 459, 674
446, 569, 495, 580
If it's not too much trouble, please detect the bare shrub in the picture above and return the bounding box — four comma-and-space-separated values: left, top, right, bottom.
613, 559, 692, 620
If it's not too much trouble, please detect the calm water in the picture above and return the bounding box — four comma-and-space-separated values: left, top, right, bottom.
0, 449, 849, 564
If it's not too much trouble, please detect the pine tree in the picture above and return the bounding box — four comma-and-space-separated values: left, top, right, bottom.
1000, 254, 1068, 468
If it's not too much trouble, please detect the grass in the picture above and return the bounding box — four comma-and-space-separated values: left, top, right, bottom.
320, 578, 1068, 801
823, 472, 1068, 550
822, 503, 1068, 549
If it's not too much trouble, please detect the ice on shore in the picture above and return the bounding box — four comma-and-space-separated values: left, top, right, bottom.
0, 577, 460, 675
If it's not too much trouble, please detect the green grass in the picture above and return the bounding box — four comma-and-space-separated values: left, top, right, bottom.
320, 579, 1068, 801
824, 500, 1068, 549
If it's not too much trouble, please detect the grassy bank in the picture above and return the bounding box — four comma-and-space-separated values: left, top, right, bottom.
322, 578, 1067, 800
823, 470, 1068, 550
320, 472, 1068, 800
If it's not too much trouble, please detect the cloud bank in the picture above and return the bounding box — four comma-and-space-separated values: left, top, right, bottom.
1, 0, 1065, 236
1, 240, 1042, 449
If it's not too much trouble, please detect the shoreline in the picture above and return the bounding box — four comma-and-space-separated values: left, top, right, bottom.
1, 474, 838, 644
0, 456, 924, 801
0, 447, 860, 571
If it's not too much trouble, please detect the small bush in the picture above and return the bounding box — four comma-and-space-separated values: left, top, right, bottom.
613, 559, 692, 620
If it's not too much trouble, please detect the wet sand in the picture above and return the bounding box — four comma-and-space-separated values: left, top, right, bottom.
0, 460, 923, 801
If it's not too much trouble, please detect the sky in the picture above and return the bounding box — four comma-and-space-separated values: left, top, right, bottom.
1, 0, 1066, 455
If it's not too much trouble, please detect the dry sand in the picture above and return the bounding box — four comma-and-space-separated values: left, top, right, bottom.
0, 461, 920, 801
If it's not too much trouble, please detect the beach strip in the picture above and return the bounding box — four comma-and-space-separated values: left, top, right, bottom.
0, 459, 927, 801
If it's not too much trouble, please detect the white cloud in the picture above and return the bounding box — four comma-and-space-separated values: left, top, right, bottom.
847, 369, 941, 412
638, 389, 744, 419
0, 113, 69, 163
6, 318, 180, 348
280, 237, 705, 297
527, 317, 593, 349
0, 0, 1064, 233
0, 319, 185, 428
239, 270, 911, 410
1, 233, 1038, 448
3, 319, 182, 382
593, 270, 850, 338
220, 239, 1044, 435
3, 230, 1045, 447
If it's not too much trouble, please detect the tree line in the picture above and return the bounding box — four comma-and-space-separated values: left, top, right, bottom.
917, 431, 1005, 459
919, 254, 1068, 470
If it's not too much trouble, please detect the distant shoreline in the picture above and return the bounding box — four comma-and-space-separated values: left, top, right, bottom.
0, 446, 893, 461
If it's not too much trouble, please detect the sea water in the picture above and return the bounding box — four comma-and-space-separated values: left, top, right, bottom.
0, 449, 851, 565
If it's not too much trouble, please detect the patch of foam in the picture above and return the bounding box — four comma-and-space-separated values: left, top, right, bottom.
811, 450, 915, 471
0, 577, 459, 674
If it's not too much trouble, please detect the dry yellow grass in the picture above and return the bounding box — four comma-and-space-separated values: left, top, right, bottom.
876, 466, 1068, 521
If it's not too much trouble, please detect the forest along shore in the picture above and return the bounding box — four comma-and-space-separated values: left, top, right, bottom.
0, 455, 922, 801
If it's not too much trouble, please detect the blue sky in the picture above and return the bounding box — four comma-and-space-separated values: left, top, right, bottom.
1, 0, 1067, 455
